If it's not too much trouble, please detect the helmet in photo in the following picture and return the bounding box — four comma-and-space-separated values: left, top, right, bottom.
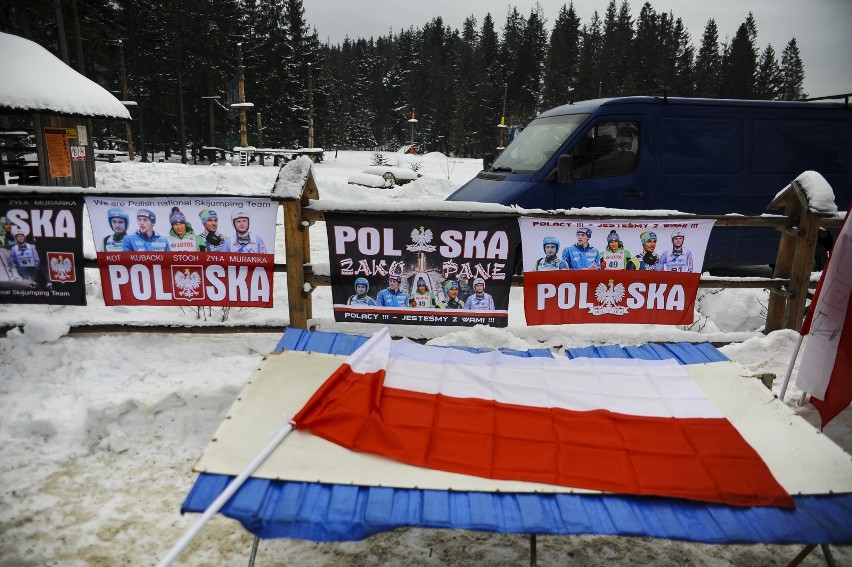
354, 277, 369, 292
542, 235, 560, 253
107, 208, 130, 227
473, 277, 485, 287
671, 230, 686, 241
640, 230, 657, 245
607, 230, 620, 243
231, 209, 249, 221
443, 280, 459, 293
12, 226, 25, 236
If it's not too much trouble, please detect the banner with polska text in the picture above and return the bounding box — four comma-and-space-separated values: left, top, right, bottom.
325, 213, 519, 327
519, 217, 715, 325
85, 196, 277, 307
1, 196, 86, 305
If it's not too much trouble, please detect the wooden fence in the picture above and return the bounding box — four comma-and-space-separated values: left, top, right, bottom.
1, 167, 842, 336
282, 169, 843, 334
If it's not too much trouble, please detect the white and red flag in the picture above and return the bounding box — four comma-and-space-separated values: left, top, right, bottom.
796, 204, 852, 429
293, 328, 792, 508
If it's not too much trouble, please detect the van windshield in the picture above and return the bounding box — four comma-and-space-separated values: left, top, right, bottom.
491, 113, 589, 173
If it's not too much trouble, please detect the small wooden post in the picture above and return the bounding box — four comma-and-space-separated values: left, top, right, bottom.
281, 166, 320, 330
283, 198, 307, 329
765, 179, 834, 332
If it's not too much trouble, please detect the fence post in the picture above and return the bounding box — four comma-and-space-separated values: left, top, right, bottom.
281, 167, 320, 330
765, 179, 831, 332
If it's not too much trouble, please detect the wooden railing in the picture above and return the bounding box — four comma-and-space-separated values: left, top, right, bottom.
282, 168, 844, 333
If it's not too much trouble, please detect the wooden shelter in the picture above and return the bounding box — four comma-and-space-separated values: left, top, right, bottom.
0, 32, 130, 188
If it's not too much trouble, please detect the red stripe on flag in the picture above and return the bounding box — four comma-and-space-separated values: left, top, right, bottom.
295, 363, 793, 508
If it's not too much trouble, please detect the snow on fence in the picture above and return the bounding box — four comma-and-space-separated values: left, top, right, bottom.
0, 159, 842, 335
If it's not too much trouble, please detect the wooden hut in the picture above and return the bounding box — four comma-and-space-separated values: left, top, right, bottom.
0, 32, 130, 188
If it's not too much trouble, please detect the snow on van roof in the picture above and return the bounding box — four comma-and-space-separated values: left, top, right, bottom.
0, 32, 130, 120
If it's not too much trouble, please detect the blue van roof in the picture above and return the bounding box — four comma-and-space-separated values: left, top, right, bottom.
538, 96, 846, 118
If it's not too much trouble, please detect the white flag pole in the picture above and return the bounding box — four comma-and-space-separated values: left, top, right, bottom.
779, 334, 805, 402
157, 421, 295, 567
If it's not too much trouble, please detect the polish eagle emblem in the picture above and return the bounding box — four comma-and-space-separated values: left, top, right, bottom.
174, 268, 202, 298
595, 278, 625, 307
49, 255, 73, 280
406, 226, 437, 252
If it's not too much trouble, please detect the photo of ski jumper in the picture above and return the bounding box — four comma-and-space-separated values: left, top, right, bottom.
630, 230, 660, 270
166, 207, 206, 252
9, 228, 41, 282
599, 230, 634, 270
197, 209, 230, 252
464, 277, 495, 310
562, 227, 600, 270
535, 235, 569, 270
226, 210, 267, 253
438, 279, 465, 309
409, 277, 437, 308
123, 208, 170, 252
656, 231, 694, 272
1, 217, 15, 248
376, 275, 409, 307
347, 277, 376, 306
102, 208, 129, 252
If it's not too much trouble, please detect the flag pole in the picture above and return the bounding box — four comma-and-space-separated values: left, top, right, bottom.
156, 422, 295, 567
779, 334, 805, 402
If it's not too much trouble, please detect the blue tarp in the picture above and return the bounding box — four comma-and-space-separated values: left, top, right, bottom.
183, 328, 852, 544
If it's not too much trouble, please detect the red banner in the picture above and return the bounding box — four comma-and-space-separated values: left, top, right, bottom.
98, 251, 273, 307
524, 270, 699, 325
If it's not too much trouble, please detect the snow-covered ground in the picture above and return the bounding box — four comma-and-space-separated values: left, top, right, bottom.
0, 151, 848, 566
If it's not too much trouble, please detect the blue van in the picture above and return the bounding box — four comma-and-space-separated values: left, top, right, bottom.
447, 96, 852, 267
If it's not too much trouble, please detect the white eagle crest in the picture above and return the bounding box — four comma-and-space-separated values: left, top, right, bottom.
49, 255, 73, 280
595, 278, 625, 307
174, 269, 202, 298
406, 226, 437, 252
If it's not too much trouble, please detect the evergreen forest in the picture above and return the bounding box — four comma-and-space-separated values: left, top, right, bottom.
0, 0, 808, 160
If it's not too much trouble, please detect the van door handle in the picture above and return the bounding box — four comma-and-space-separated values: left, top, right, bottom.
622, 190, 644, 198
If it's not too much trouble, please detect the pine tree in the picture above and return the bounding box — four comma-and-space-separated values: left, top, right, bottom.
694, 19, 721, 97
754, 44, 783, 100
632, 2, 659, 94
476, 13, 503, 154
575, 11, 603, 100
542, 3, 581, 108
779, 38, 807, 100
599, 0, 633, 97
721, 15, 758, 98
515, 4, 548, 122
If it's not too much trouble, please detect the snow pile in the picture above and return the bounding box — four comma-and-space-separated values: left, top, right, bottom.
0, 32, 129, 119
0, 151, 850, 566
272, 156, 314, 199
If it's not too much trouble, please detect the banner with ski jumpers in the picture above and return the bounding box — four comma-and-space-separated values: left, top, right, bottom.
519, 217, 715, 325
0, 197, 86, 305
325, 213, 520, 327
85, 196, 277, 307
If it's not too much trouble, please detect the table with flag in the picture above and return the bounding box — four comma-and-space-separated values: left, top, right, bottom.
181, 328, 852, 545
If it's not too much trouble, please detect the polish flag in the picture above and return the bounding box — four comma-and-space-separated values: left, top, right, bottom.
796, 203, 852, 429
294, 328, 792, 508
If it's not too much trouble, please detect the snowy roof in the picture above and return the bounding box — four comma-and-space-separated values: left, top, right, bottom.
0, 32, 130, 120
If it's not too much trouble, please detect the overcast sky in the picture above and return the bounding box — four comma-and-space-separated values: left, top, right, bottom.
303, 0, 851, 99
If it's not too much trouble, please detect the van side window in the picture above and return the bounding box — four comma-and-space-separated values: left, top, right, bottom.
572, 121, 640, 179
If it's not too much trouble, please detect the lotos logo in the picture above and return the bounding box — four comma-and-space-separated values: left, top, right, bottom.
171, 265, 205, 301
47, 252, 76, 282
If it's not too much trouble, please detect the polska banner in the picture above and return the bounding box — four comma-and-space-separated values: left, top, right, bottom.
85, 196, 277, 307
325, 213, 519, 327
520, 217, 715, 325
0, 197, 86, 305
